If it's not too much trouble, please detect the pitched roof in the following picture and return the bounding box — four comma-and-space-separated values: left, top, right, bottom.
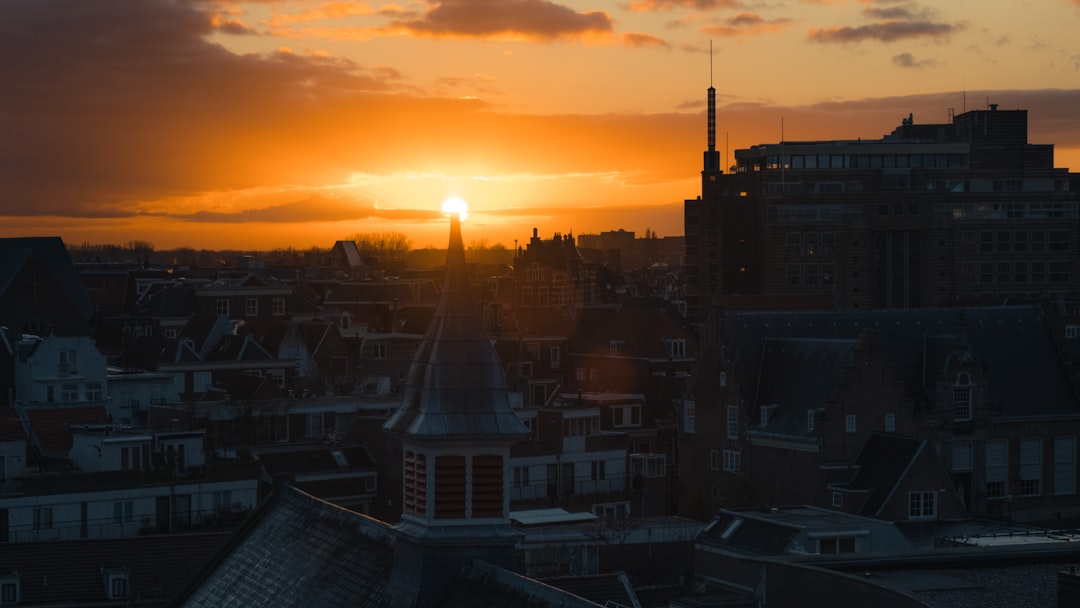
752, 337, 856, 437
0, 533, 229, 605
179, 486, 601, 608
845, 433, 925, 517
384, 216, 529, 440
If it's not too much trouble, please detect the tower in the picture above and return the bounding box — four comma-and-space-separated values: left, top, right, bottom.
383, 211, 531, 604
703, 41, 720, 174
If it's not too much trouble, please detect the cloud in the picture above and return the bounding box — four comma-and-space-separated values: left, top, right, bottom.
624, 0, 739, 11
808, 20, 959, 43
704, 13, 795, 37
265, 1, 376, 27
892, 52, 937, 68
621, 32, 671, 47
388, 0, 613, 41
164, 194, 442, 223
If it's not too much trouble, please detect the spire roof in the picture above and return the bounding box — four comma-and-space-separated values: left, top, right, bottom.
384, 215, 529, 440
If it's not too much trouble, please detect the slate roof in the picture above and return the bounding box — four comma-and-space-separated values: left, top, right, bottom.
724, 305, 1080, 418
0, 533, 229, 605
569, 297, 693, 359
0, 236, 96, 334
384, 215, 530, 440
700, 511, 801, 556
178, 485, 601, 608
752, 338, 857, 438
844, 433, 925, 517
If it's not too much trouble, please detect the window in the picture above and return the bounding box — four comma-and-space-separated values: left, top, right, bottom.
609, 340, 624, 355
472, 454, 504, 518
985, 440, 1008, 498
33, 506, 53, 530
952, 443, 973, 470
1054, 436, 1076, 495
520, 361, 533, 377
193, 371, 211, 393
664, 338, 687, 358
1019, 438, 1042, 496
611, 405, 641, 428
845, 415, 856, 434
806, 410, 815, 432
683, 401, 695, 434
818, 537, 855, 554
109, 576, 128, 599
61, 383, 79, 402
908, 491, 937, 520
164, 328, 178, 339
576, 367, 587, 382
953, 373, 973, 421
216, 298, 229, 317
1066, 325, 1080, 340
722, 450, 741, 473
371, 343, 387, 359
403, 451, 427, 516
513, 466, 529, 487
434, 455, 467, 518
86, 382, 103, 401
591, 460, 606, 481
726, 405, 739, 439
549, 346, 560, 369
113, 500, 134, 524
884, 413, 896, 433
46, 385, 55, 403
245, 298, 258, 316
760, 404, 776, 426
308, 414, 324, 437
58, 349, 77, 374
709, 450, 719, 471
1, 578, 19, 605
832, 492, 843, 508
719, 371, 727, 387
272, 297, 286, 315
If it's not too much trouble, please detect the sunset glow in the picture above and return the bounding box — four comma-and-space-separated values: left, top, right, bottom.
2, 0, 1079, 250
441, 197, 469, 221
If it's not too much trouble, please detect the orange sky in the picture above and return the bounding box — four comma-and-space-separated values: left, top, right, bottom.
3, 0, 1080, 250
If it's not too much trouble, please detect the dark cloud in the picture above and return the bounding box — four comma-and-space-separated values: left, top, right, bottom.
0, 0, 475, 218
390, 0, 613, 41
704, 13, 794, 37
862, 6, 918, 20
165, 195, 442, 223
808, 20, 959, 43
892, 52, 937, 68
624, 0, 739, 10
621, 32, 671, 47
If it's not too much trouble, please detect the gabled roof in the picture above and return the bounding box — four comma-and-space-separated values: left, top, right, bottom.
384, 216, 529, 440
0, 236, 95, 334
332, 240, 365, 267
845, 433, 925, 517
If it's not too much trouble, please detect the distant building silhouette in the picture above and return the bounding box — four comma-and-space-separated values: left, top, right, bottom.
684, 96, 1080, 320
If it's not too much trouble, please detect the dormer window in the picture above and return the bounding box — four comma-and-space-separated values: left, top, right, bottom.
1, 575, 18, 605
103, 568, 128, 600
953, 372, 973, 421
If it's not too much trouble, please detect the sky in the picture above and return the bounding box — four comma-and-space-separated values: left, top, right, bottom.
3, 0, 1080, 251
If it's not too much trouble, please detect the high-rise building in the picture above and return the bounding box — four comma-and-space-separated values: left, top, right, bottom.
684, 96, 1080, 320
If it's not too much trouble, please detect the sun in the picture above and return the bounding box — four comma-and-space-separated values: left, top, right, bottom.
441, 196, 468, 221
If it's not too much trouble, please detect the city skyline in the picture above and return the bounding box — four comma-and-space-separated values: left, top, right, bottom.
3, 0, 1080, 250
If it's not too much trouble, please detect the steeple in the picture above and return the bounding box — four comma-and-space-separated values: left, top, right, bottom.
384, 211, 529, 531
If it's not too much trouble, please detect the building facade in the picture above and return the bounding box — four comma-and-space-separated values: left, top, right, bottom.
684, 103, 1080, 320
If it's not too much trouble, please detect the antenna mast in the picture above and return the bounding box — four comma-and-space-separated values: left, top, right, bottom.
703, 40, 720, 173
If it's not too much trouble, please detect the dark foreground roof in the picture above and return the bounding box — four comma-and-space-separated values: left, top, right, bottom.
176, 486, 601, 607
